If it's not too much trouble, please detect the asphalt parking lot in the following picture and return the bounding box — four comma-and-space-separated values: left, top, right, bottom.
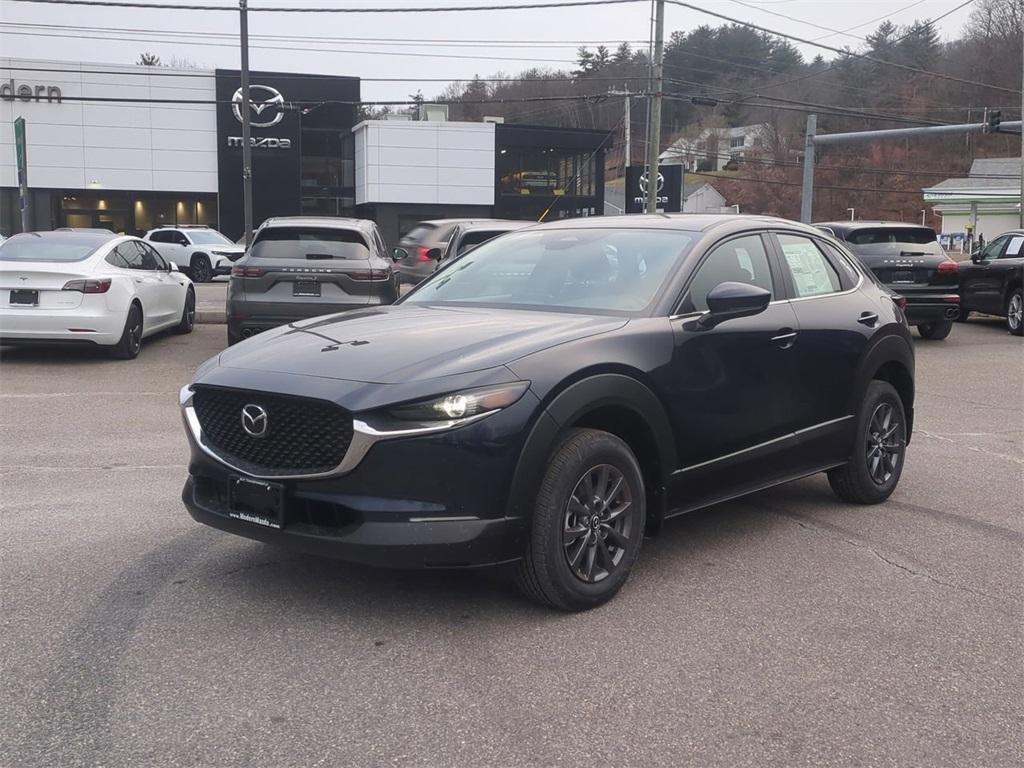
1, 319, 1021, 767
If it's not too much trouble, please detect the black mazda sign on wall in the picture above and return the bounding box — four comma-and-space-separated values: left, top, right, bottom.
624, 164, 682, 214
215, 70, 359, 239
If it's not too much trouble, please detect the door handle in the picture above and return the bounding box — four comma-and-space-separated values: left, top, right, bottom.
858, 311, 879, 327
770, 328, 797, 349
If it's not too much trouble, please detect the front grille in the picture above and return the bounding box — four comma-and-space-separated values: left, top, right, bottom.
192, 385, 353, 476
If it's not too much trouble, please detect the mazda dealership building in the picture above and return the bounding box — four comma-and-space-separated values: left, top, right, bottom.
1, 58, 606, 243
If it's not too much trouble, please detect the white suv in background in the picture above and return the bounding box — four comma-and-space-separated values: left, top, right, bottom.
144, 226, 245, 282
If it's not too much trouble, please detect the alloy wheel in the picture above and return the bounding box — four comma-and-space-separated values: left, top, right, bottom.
562, 464, 633, 583
129, 312, 142, 354
865, 402, 903, 485
1009, 293, 1022, 332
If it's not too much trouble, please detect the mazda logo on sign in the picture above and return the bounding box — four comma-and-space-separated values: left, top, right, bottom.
232, 84, 285, 128
240, 404, 269, 438
638, 171, 665, 197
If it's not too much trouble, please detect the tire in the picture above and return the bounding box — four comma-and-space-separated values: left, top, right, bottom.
1006, 288, 1023, 336
955, 310, 971, 322
175, 288, 195, 334
828, 380, 907, 505
109, 303, 143, 360
515, 428, 646, 611
917, 319, 953, 340
190, 254, 212, 283
227, 326, 243, 346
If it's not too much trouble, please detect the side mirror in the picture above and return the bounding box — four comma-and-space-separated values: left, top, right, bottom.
971, 251, 983, 263
689, 282, 771, 331
426, 247, 443, 261
391, 247, 408, 262
168, 261, 179, 272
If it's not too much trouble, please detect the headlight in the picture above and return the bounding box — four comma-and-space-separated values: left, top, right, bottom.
377, 382, 530, 427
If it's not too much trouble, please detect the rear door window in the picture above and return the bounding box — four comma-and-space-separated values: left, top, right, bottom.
251, 227, 371, 260
776, 234, 842, 298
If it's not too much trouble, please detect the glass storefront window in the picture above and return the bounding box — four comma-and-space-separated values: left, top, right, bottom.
497, 147, 596, 198
301, 129, 355, 191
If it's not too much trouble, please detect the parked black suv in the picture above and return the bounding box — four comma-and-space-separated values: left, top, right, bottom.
181, 215, 915, 610
816, 222, 960, 339
226, 217, 400, 345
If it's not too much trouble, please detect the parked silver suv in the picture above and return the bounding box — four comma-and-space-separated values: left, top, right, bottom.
226, 217, 400, 345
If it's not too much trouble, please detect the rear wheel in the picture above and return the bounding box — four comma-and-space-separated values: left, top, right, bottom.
828, 380, 907, 504
110, 303, 143, 360
516, 429, 645, 611
917, 319, 952, 340
1006, 288, 1023, 336
955, 310, 971, 322
175, 288, 195, 334
190, 254, 212, 283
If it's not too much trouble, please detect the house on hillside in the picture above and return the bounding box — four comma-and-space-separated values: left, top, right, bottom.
660, 124, 771, 172
923, 158, 1022, 247
682, 182, 730, 213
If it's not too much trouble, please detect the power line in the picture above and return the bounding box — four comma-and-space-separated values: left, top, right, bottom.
0, 21, 647, 48
807, 0, 930, 42
6, 0, 646, 11
683, 169, 934, 196
664, 0, 1017, 95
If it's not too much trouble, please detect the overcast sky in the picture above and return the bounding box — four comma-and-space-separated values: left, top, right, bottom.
0, 0, 977, 101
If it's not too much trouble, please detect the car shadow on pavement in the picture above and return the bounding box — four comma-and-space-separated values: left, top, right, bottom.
0, 330, 187, 365
198, 478, 832, 620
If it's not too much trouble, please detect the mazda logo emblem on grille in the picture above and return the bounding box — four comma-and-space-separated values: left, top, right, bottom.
240, 404, 269, 438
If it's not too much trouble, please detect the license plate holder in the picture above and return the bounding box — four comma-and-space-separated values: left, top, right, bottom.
10, 289, 38, 306
892, 270, 916, 284
293, 280, 321, 297
227, 476, 284, 529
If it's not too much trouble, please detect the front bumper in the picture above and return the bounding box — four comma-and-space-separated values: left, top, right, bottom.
179, 382, 539, 568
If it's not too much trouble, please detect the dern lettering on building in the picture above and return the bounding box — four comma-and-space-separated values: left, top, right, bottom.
0, 80, 62, 103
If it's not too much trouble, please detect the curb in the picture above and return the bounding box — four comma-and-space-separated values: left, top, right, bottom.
197, 310, 226, 324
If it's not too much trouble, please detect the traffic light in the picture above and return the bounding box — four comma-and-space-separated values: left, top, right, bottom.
985, 109, 1002, 133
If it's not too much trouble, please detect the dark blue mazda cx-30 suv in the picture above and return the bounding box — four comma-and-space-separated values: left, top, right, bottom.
180, 215, 915, 610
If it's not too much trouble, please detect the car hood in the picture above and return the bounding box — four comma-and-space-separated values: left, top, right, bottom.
216, 304, 628, 384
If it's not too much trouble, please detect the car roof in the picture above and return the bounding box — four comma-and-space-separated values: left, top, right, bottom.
531, 213, 818, 235
456, 220, 536, 233
815, 221, 935, 233
16, 230, 119, 244
260, 216, 378, 233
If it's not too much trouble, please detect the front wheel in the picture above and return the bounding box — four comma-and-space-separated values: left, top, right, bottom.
190, 254, 212, 283
516, 428, 646, 611
1006, 288, 1023, 336
828, 380, 907, 504
917, 319, 953, 340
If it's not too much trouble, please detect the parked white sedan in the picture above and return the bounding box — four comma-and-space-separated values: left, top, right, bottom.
0, 230, 195, 359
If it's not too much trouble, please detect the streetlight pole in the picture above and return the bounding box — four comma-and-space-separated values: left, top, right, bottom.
608, 89, 631, 176
239, 0, 254, 248
645, 0, 665, 214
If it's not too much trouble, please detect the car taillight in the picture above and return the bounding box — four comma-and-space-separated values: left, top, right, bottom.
937, 260, 959, 274
231, 266, 265, 277
348, 268, 393, 281
891, 294, 908, 310
62, 278, 112, 294
416, 246, 432, 262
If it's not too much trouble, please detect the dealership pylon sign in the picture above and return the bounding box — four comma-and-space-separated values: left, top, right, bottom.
14, 116, 29, 231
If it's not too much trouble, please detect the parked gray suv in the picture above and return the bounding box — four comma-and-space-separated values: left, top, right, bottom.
227, 217, 400, 345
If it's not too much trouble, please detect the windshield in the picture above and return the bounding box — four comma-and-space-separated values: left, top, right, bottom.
405, 228, 696, 314
0, 233, 109, 262
186, 230, 232, 245
250, 227, 370, 260
847, 227, 937, 246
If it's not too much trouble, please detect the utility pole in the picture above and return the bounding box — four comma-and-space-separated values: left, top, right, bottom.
800, 114, 816, 223
645, 0, 665, 214
239, 0, 254, 247
608, 88, 631, 175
